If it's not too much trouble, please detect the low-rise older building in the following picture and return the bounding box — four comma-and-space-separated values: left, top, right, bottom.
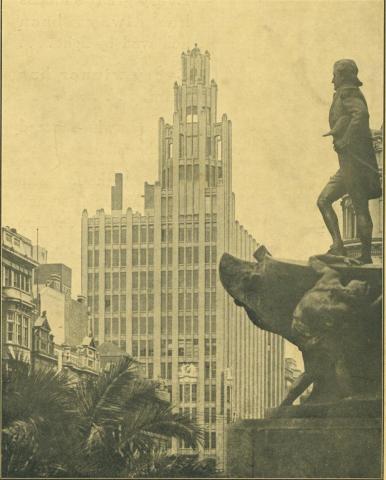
31, 311, 57, 371
34, 264, 89, 346
2, 226, 38, 363
58, 335, 100, 381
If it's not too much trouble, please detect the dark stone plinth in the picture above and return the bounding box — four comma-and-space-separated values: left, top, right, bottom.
226, 401, 382, 478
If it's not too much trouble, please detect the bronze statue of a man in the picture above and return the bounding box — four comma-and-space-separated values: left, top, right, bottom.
318, 59, 381, 264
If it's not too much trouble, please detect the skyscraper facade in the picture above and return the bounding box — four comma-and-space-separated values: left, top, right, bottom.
81, 46, 285, 467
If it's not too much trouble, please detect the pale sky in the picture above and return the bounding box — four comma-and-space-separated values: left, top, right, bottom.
3, 0, 383, 304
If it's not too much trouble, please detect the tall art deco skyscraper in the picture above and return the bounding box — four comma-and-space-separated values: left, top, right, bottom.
82, 46, 285, 467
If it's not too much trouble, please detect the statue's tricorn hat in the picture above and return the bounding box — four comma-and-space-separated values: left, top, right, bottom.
334, 59, 363, 87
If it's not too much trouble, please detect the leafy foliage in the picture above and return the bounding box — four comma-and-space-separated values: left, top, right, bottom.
2, 356, 208, 478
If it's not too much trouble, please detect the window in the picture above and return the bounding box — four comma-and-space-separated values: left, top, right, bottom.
148, 225, 154, 243
120, 249, 126, 266
105, 296, 111, 313
132, 249, 138, 266
132, 225, 139, 243
112, 272, 119, 290
120, 272, 126, 290
120, 226, 126, 243
112, 317, 119, 335
132, 317, 138, 334
178, 247, 184, 264
105, 318, 111, 335
87, 251, 93, 267
140, 294, 146, 312
4, 267, 12, 286
161, 316, 167, 334
112, 295, 119, 312
105, 228, 111, 245
204, 407, 210, 423
140, 340, 146, 357
186, 247, 192, 264
94, 229, 99, 245
132, 340, 138, 356
120, 317, 126, 335
120, 295, 126, 311
140, 225, 147, 243
148, 294, 154, 311
148, 248, 154, 265
113, 250, 119, 267
132, 295, 138, 312
148, 363, 154, 379
94, 250, 99, 267
179, 134, 184, 158
113, 227, 119, 244
148, 271, 154, 289
132, 272, 138, 289
186, 270, 192, 288
148, 317, 154, 334
161, 248, 167, 266
178, 270, 184, 288
179, 226, 184, 242
105, 250, 111, 267
168, 247, 172, 266
140, 249, 147, 265
205, 246, 210, 263
204, 432, 210, 449
88, 273, 93, 291
7, 311, 14, 342
211, 432, 216, 449
211, 384, 216, 401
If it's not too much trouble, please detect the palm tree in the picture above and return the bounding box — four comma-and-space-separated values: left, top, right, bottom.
72, 356, 202, 477
2, 358, 77, 477
2, 356, 203, 477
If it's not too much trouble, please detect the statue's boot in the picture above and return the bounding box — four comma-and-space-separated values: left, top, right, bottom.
326, 244, 347, 256
357, 242, 373, 264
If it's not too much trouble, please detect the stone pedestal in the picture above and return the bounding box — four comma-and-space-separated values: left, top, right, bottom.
226, 400, 382, 478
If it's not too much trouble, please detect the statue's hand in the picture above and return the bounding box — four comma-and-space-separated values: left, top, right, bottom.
322, 131, 333, 137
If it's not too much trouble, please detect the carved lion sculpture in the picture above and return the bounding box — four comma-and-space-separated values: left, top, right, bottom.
219, 248, 381, 407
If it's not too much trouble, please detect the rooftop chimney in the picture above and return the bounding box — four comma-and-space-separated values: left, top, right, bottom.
111, 173, 123, 211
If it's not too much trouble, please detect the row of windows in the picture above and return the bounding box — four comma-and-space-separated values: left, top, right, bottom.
132, 316, 154, 335
179, 383, 197, 403
178, 292, 199, 311
132, 339, 154, 357
132, 294, 154, 312
133, 271, 154, 290
161, 223, 215, 245
178, 315, 199, 336
204, 361, 216, 379
204, 338, 216, 356
88, 227, 127, 246
88, 221, 217, 246
105, 295, 127, 313
87, 249, 127, 268
205, 384, 217, 402
132, 225, 154, 244
3, 266, 32, 293
177, 338, 199, 357
176, 134, 222, 161
91, 311, 215, 335
132, 248, 154, 266
88, 272, 127, 292
6, 311, 30, 347
178, 269, 199, 289
104, 317, 127, 336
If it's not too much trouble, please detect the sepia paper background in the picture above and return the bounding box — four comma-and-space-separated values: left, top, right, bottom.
2, 0, 384, 363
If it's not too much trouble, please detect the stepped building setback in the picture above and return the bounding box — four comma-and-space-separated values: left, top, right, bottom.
81, 46, 285, 467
